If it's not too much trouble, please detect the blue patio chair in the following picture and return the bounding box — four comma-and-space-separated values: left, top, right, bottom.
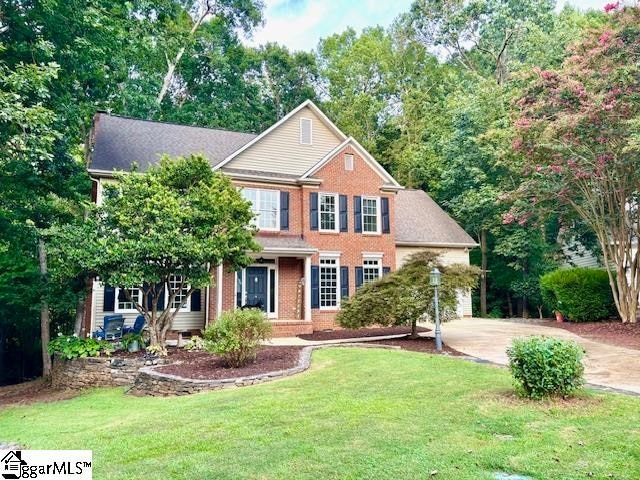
123, 315, 145, 335
93, 314, 125, 340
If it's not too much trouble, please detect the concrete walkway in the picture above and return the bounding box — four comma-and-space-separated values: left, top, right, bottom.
430, 318, 640, 395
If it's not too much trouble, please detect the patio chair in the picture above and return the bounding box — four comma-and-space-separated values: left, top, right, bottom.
93, 314, 125, 340
123, 315, 145, 335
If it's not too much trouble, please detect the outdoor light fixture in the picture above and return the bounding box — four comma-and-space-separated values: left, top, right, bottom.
430, 268, 443, 351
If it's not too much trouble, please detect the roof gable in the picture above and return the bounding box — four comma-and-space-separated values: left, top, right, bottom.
301, 137, 402, 188
217, 100, 346, 176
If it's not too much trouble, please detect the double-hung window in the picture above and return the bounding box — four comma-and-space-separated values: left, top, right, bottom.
362, 197, 380, 234
363, 258, 382, 285
319, 257, 339, 309
116, 287, 141, 313
242, 188, 279, 231
168, 274, 190, 311
319, 193, 338, 232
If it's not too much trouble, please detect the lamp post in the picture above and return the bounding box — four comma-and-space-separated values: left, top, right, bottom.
430, 267, 442, 351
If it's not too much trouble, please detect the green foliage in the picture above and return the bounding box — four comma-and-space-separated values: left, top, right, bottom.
540, 268, 616, 322
203, 309, 272, 367
338, 251, 479, 333
183, 335, 206, 352
121, 333, 143, 350
507, 336, 585, 399
47, 335, 110, 360
145, 344, 168, 358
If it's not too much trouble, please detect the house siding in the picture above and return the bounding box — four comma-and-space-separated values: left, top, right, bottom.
223, 106, 343, 176
92, 281, 205, 332
396, 246, 473, 317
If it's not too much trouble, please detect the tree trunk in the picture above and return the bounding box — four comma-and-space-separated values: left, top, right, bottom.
38, 238, 52, 379
410, 319, 419, 339
522, 295, 529, 319
507, 291, 513, 318
480, 229, 488, 317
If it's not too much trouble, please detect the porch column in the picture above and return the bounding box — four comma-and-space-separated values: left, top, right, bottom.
304, 256, 312, 322
216, 263, 223, 319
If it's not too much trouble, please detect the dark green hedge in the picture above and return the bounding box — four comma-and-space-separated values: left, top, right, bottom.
540, 268, 616, 322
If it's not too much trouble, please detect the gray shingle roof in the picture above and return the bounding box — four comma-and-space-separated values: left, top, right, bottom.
395, 189, 478, 247
221, 167, 301, 180
256, 235, 316, 252
89, 113, 257, 173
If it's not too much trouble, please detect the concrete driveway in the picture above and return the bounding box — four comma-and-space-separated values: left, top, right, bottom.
430, 318, 640, 395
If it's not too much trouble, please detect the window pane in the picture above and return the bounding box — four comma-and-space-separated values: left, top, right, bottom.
319, 258, 338, 308
362, 198, 378, 233
118, 288, 141, 311
169, 274, 189, 310
258, 190, 278, 229
363, 259, 381, 284
320, 194, 336, 231
236, 271, 243, 308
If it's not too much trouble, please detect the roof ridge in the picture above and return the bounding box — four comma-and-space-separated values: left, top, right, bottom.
95, 111, 258, 136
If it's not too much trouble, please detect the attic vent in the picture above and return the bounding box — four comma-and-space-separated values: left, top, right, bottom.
344, 154, 354, 171
300, 117, 312, 145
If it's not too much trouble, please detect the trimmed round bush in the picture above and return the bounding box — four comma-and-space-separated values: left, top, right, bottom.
540, 267, 616, 322
203, 308, 272, 367
507, 336, 585, 399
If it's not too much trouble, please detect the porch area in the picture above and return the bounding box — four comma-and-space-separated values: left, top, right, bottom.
209, 236, 316, 336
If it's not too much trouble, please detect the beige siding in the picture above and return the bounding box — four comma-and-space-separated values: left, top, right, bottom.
92, 281, 205, 332
224, 106, 343, 175
396, 246, 473, 317
562, 239, 600, 268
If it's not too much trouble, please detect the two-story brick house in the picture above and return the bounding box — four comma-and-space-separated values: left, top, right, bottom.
85, 100, 476, 338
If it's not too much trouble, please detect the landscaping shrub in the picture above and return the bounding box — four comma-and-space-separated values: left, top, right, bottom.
507, 336, 585, 399
540, 268, 616, 322
203, 309, 272, 367
47, 335, 111, 359
184, 335, 205, 351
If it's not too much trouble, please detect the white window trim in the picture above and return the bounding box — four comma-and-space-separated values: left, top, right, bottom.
361, 196, 381, 235
319, 255, 341, 311
114, 287, 142, 314
167, 275, 191, 313
242, 187, 280, 232
234, 262, 279, 319
300, 117, 313, 145
344, 153, 354, 171
318, 192, 339, 233
362, 257, 382, 285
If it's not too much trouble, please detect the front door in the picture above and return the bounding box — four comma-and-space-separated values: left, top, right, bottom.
245, 266, 268, 312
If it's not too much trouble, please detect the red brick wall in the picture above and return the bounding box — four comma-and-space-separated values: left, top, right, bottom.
303, 145, 396, 329
206, 145, 397, 335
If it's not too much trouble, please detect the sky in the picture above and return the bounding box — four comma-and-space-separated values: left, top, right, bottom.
244, 0, 612, 52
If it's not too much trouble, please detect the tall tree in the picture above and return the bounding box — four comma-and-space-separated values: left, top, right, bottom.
512, 5, 640, 322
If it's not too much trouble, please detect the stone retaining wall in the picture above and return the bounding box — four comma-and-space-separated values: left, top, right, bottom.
51, 355, 164, 390
130, 343, 400, 396
52, 344, 400, 395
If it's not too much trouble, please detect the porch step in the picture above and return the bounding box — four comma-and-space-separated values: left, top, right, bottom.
270, 320, 313, 337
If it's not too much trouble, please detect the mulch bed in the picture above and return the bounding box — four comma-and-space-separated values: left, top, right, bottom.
298, 326, 430, 341
546, 320, 640, 350
367, 335, 463, 356
154, 346, 303, 380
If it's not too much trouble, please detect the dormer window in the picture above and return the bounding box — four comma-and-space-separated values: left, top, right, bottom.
300, 117, 312, 145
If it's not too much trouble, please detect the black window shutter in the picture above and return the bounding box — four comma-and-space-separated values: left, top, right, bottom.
310, 192, 318, 231
157, 284, 165, 311
354, 196, 362, 233
383, 267, 391, 276
340, 266, 349, 299
191, 289, 201, 311
381, 197, 390, 233
103, 285, 116, 311
280, 191, 289, 231
143, 282, 152, 310
339, 195, 348, 232
311, 265, 320, 308
355, 267, 364, 289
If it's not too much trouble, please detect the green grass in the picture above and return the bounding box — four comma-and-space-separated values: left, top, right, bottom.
1, 348, 639, 479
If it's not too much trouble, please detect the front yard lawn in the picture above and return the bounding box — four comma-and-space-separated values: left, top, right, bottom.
1, 348, 639, 479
